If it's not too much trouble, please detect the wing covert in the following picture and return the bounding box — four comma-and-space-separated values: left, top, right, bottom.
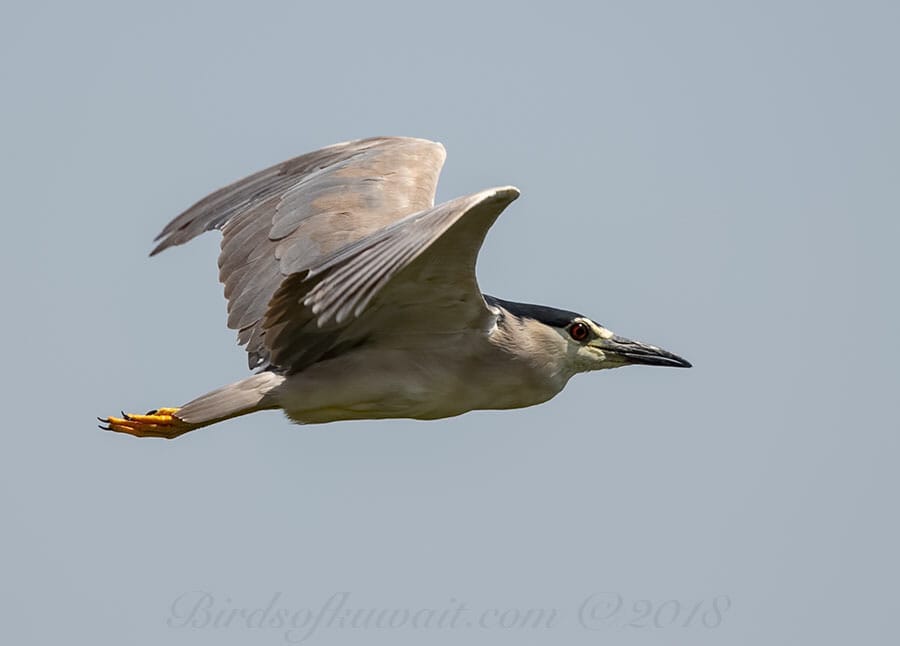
261, 187, 519, 373
151, 136, 446, 369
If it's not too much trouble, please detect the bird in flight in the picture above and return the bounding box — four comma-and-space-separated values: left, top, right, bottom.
101, 137, 690, 439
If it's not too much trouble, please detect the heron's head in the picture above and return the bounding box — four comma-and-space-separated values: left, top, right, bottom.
487, 296, 691, 375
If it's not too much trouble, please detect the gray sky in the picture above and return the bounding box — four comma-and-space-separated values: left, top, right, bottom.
1, 1, 898, 644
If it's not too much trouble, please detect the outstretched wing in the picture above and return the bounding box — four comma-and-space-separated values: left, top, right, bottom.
262, 187, 520, 373
152, 136, 447, 369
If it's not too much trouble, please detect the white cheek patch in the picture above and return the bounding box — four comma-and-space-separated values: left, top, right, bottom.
585, 320, 614, 339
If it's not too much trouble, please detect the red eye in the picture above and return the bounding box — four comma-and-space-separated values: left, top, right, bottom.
569, 322, 590, 342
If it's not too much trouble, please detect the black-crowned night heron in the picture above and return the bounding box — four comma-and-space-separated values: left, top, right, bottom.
101, 137, 690, 439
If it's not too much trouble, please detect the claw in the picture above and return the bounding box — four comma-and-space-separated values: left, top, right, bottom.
99, 407, 192, 439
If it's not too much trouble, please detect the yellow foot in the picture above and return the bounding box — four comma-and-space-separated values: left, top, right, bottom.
98, 408, 192, 439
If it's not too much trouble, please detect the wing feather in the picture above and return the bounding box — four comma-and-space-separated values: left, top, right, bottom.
261, 187, 519, 372
151, 136, 446, 369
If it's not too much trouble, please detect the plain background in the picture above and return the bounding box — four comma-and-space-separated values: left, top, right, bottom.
1, 1, 898, 644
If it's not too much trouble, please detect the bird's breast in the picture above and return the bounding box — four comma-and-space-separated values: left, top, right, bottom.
275, 339, 568, 424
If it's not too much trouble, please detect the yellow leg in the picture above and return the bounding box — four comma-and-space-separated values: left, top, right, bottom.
99, 408, 194, 439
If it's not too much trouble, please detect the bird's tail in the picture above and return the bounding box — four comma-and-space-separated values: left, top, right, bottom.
101, 371, 285, 439
177, 371, 285, 426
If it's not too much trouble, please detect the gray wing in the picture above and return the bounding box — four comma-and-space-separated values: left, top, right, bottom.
151, 136, 447, 369
262, 187, 520, 373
